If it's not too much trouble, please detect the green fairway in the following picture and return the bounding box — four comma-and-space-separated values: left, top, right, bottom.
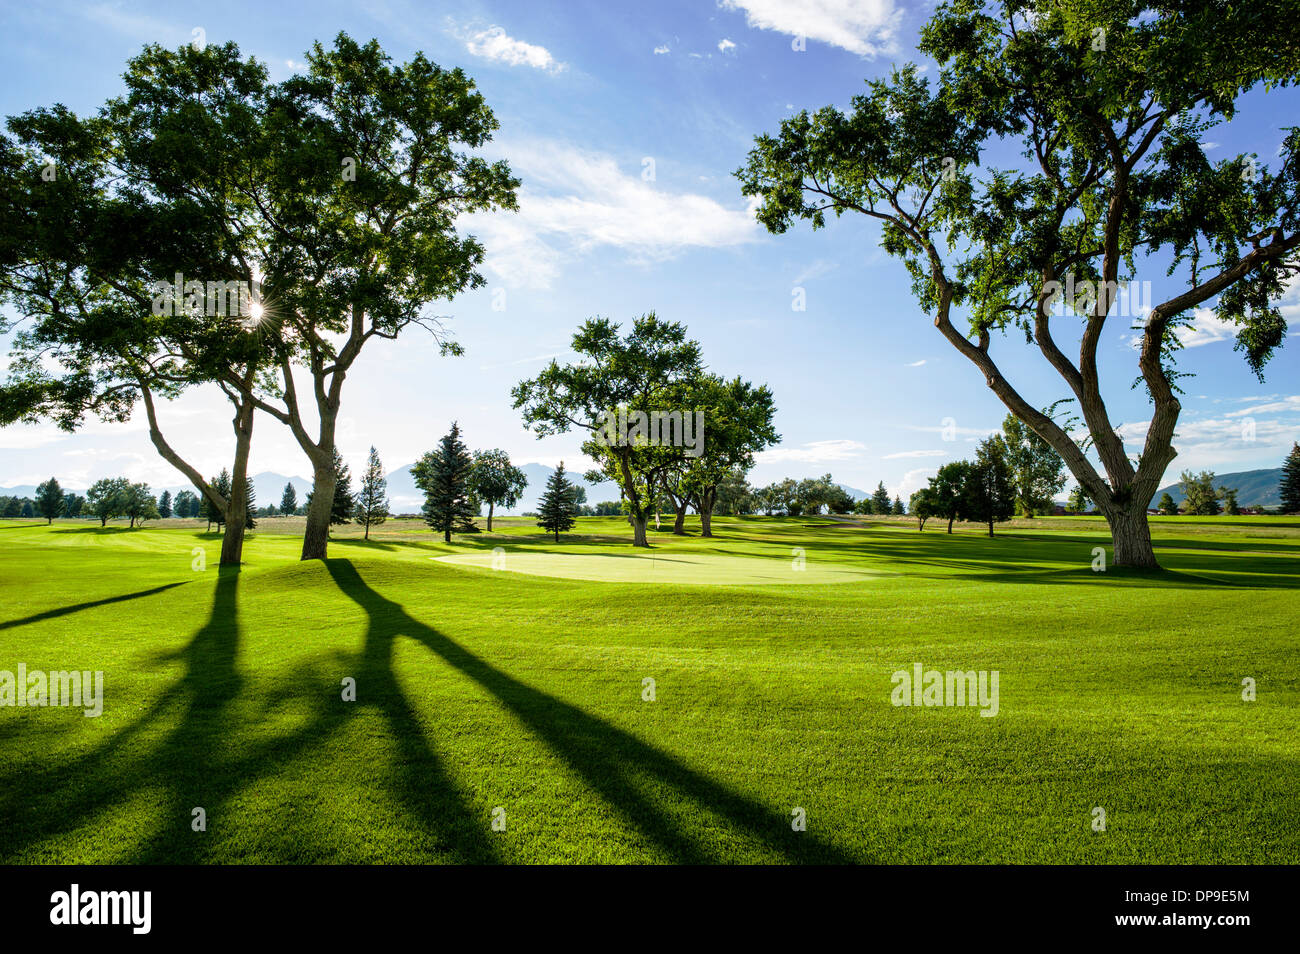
1, 514, 1297, 864
433, 548, 885, 584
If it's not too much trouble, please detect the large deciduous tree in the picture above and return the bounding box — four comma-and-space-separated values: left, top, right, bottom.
513, 314, 704, 548
738, 0, 1300, 568
470, 449, 527, 531
999, 413, 1067, 517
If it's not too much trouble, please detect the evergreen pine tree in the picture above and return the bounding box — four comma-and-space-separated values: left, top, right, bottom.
537, 462, 578, 542
244, 480, 257, 530
871, 481, 891, 514
1157, 492, 1178, 515
892, 495, 905, 516
1281, 442, 1300, 514
203, 470, 231, 532
280, 482, 298, 516
413, 422, 477, 543
158, 489, 172, 518
354, 446, 391, 539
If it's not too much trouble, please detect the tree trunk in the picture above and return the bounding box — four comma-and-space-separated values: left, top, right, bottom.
487, 501, 494, 532
101, 515, 107, 527
947, 515, 955, 534
987, 517, 994, 537
699, 488, 716, 538
444, 527, 451, 544
672, 502, 687, 534
631, 514, 648, 547
301, 461, 336, 560
220, 399, 255, 567
364, 522, 370, 541
1102, 502, 1160, 569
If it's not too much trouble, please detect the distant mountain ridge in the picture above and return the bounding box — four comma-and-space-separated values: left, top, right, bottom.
1150, 468, 1283, 509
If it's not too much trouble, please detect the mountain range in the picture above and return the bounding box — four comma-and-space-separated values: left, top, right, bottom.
1150, 468, 1283, 509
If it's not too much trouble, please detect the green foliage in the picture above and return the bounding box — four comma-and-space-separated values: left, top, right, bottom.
1000, 414, 1067, 517
1282, 443, 1300, 514
35, 477, 63, 523
86, 477, 129, 526
871, 482, 891, 515
537, 462, 578, 541
929, 461, 973, 533
414, 422, 477, 542
280, 483, 298, 516
157, 490, 172, 518
963, 438, 1016, 536
354, 446, 390, 538
513, 314, 704, 544
1157, 492, 1178, 516
470, 448, 527, 530
1179, 470, 1224, 516
123, 482, 159, 528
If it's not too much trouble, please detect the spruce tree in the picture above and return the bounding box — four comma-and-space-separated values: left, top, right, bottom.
1157, 492, 1178, 516
355, 446, 391, 540
244, 480, 257, 530
413, 422, 477, 543
158, 489, 172, 518
305, 449, 354, 531
891, 495, 905, 516
538, 462, 578, 542
1281, 442, 1300, 514
203, 470, 231, 532
871, 481, 891, 515
280, 482, 298, 516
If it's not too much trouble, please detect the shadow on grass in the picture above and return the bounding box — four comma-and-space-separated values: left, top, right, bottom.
0, 582, 190, 631
324, 558, 859, 863
0, 565, 498, 864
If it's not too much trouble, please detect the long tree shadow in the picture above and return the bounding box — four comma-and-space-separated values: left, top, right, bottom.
0, 566, 495, 863
324, 558, 861, 863
0, 582, 190, 631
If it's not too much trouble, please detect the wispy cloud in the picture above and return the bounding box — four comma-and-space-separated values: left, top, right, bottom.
719, 0, 900, 57
462, 140, 761, 288
905, 359, 926, 367
757, 439, 865, 464
882, 449, 946, 459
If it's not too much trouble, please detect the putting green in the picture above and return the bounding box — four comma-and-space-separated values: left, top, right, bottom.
432, 550, 883, 585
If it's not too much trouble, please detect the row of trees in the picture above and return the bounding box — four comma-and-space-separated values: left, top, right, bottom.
908, 438, 1016, 536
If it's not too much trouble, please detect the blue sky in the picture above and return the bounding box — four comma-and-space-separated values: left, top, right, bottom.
1, 0, 1298, 499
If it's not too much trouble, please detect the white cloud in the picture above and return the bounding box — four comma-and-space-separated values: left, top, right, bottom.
462, 140, 761, 288
653, 45, 671, 55
894, 467, 937, 500
719, 0, 900, 57
757, 439, 865, 464
905, 359, 926, 367
718, 38, 737, 53
882, 449, 946, 459
464, 26, 564, 72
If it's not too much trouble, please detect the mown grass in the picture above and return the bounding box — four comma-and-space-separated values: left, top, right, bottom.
0, 513, 1297, 864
